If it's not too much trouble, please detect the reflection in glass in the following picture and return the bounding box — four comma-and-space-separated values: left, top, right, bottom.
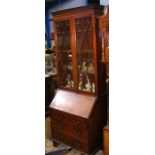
56, 20, 74, 89
75, 17, 95, 93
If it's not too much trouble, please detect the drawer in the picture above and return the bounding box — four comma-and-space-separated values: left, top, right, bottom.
50, 108, 88, 129
52, 130, 89, 154
51, 119, 88, 142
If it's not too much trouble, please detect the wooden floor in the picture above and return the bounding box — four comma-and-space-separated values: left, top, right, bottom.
62, 149, 104, 155
45, 116, 104, 155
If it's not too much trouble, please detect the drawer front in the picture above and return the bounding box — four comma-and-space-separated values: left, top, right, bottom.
52, 130, 89, 153
50, 108, 88, 129
51, 119, 88, 142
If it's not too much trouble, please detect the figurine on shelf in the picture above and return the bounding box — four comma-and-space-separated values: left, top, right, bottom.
68, 61, 72, 70
78, 73, 83, 90
66, 74, 71, 88
68, 50, 72, 59
88, 60, 94, 74
78, 84, 82, 90
71, 81, 74, 88
52, 66, 56, 74
92, 82, 95, 93
85, 73, 91, 92
85, 82, 92, 92
78, 65, 82, 71
82, 59, 87, 72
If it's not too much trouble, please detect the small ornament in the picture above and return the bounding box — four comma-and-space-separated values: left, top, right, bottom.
85, 82, 92, 92
68, 62, 72, 70
92, 83, 95, 93
79, 74, 83, 90
71, 81, 74, 88
82, 60, 87, 72
88, 61, 94, 74
78, 84, 82, 90
66, 74, 71, 87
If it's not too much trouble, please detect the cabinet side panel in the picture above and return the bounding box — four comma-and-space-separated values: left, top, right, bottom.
88, 97, 107, 153
96, 18, 107, 97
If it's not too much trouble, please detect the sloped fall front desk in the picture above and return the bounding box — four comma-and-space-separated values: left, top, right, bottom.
49, 90, 107, 155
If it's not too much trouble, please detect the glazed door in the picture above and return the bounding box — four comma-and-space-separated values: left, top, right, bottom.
55, 20, 74, 89
75, 16, 96, 93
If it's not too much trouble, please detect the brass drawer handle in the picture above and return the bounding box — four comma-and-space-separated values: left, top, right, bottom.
73, 129, 81, 135
74, 141, 81, 147
73, 120, 80, 125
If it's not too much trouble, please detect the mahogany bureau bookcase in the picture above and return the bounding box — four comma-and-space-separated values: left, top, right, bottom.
49, 5, 107, 155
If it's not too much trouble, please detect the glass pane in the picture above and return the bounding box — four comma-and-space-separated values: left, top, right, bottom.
56, 20, 74, 89
75, 17, 95, 93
